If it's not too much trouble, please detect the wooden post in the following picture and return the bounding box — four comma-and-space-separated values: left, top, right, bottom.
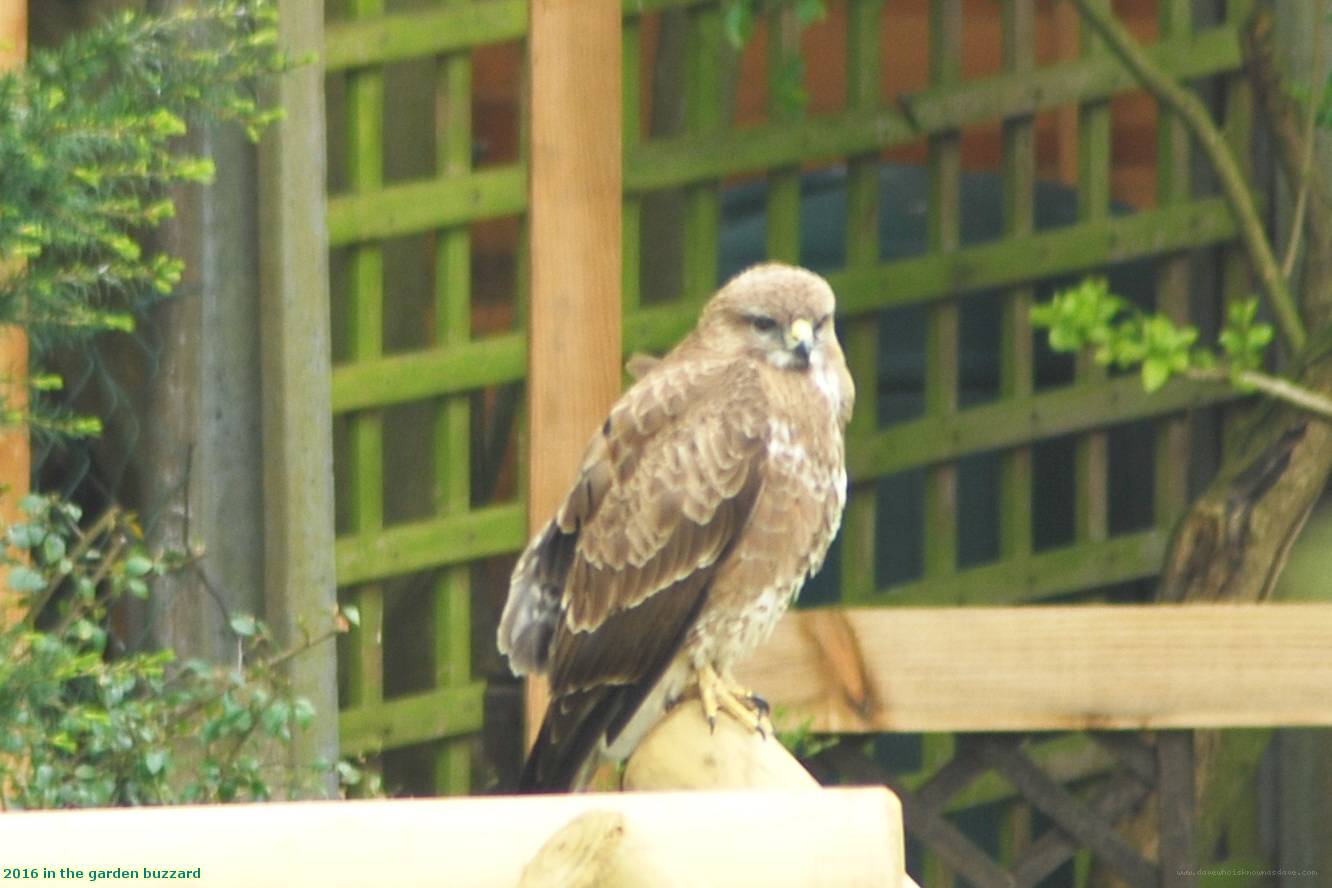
0, 789, 907, 887
256, 0, 339, 779
526, 0, 622, 745
0, 0, 27, 632
622, 705, 818, 791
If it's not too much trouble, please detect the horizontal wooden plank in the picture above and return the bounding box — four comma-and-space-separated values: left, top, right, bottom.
742, 604, 1332, 734
0, 789, 905, 888
327, 166, 525, 246
626, 26, 1240, 191
331, 332, 525, 413
323, 1, 528, 71
881, 529, 1169, 606
340, 683, 485, 756
832, 196, 1239, 314
623, 197, 1240, 352
324, 0, 712, 72
335, 503, 526, 586
849, 375, 1237, 479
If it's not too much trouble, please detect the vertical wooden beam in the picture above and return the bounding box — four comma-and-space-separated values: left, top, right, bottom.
0, 0, 27, 632
998, 0, 1036, 865
1153, 0, 1192, 533
924, 11, 962, 886
840, 0, 883, 604
622, 14, 643, 314
1156, 731, 1194, 888
924, 0, 961, 584
682, 5, 722, 300
1075, 0, 1111, 547
1000, 0, 1035, 565
341, 0, 386, 790
527, 0, 622, 745
145, 0, 265, 665
765, 6, 801, 263
257, 0, 338, 779
433, 0, 475, 796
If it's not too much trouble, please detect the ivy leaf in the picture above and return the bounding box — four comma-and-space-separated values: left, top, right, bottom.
144, 749, 170, 776
229, 613, 259, 637
1141, 357, 1171, 393
9, 565, 47, 594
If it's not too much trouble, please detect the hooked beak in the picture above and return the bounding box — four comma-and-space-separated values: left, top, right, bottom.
785, 318, 814, 365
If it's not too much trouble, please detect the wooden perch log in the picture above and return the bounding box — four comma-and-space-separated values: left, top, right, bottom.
622, 700, 818, 791
0, 789, 906, 888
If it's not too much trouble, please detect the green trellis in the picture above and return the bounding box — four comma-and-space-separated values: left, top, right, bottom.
319, 0, 1253, 829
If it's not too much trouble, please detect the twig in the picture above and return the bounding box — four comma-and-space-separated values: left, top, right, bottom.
1070, 0, 1308, 353
1184, 365, 1332, 421
1279, 0, 1327, 280
22, 505, 120, 631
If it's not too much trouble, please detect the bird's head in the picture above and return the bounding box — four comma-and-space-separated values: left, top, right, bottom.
697, 263, 840, 372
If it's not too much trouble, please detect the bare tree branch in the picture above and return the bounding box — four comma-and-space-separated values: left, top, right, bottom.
1070, 0, 1308, 353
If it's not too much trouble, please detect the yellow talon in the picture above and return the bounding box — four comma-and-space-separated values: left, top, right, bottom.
696, 664, 772, 738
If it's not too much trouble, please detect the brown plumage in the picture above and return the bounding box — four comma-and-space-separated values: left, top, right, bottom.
498, 262, 854, 791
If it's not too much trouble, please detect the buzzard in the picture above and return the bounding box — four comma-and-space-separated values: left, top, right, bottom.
498, 262, 854, 791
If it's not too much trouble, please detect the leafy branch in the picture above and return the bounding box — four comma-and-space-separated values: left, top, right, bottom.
0, 0, 294, 436
0, 495, 371, 809
1032, 277, 1332, 422
1069, 0, 1308, 354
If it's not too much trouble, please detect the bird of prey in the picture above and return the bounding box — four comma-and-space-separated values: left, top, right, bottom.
498, 262, 854, 791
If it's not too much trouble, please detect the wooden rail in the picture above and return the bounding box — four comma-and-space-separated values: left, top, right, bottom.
0, 790, 906, 888
739, 603, 1332, 733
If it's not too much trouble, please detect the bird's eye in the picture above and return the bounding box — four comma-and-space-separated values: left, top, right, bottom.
749, 315, 778, 333
813, 314, 831, 334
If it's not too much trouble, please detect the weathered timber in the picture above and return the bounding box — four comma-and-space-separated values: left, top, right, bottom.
526, 0, 623, 746
739, 604, 1332, 734
0, 790, 905, 888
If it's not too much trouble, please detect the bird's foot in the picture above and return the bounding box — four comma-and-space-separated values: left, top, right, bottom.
697, 664, 772, 739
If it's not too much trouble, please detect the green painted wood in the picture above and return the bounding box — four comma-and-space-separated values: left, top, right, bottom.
848, 375, 1237, 481
622, 17, 643, 312
924, 8, 962, 881
340, 683, 486, 757
341, 0, 388, 764
682, 3, 722, 300
1153, 0, 1193, 533
839, 0, 884, 606
898, 735, 1112, 814
432, 20, 475, 796
1220, 0, 1254, 460
884, 528, 1169, 606
327, 166, 526, 246
625, 25, 1243, 192
331, 332, 525, 414
335, 503, 527, 586
765, 8, 801, 263
923, 0, 961, 583
323, 0, 527, 71
344, 584, 383, 707
1000, 0, 1036, 561
621, 195, 1242, 355
833, 195, 1241, 314
1076, 0, 1115, 547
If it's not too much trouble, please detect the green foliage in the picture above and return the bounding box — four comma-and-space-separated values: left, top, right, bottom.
0, 3, 374, 811
774, 710, 835, 761
722, 0, 827, 111
0, 495, 373, 809
1031, 277, 1274, 393
0, 0, 292, 436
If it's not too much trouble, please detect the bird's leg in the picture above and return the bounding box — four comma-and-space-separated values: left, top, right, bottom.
696, 664, 772, 739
